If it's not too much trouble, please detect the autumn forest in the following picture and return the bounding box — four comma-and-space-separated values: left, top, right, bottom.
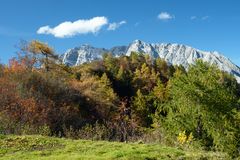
0, 40, 239, 158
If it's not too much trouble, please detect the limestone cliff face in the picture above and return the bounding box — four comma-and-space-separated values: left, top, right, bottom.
62, 40, 240, 82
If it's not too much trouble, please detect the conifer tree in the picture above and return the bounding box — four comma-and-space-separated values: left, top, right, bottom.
160, 60, 240, 155
27, 40, 58, 72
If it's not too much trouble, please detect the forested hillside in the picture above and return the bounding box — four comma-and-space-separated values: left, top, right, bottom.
0, 40, 239, 157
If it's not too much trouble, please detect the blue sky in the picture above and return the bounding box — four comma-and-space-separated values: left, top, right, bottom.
0, 0, 240, 65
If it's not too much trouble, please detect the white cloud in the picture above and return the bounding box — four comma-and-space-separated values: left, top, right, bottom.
202, 16, 209, 20
37, 26, 52, 34
37, 17, 108, 38
107, 21, 126, 31
190, 16, 197, 20
134, 22, 140, 27
190, 16, 210, 21
158, 12, 174, 20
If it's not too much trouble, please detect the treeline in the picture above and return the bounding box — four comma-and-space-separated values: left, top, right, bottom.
0, 40, 239, 157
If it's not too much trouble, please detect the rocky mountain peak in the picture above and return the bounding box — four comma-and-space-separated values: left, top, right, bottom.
62, 40, 240, 82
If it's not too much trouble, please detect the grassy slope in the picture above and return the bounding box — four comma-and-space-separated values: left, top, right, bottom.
0, 135, 229, 160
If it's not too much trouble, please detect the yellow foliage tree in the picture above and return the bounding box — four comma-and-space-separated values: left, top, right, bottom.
28, 40, 57, 72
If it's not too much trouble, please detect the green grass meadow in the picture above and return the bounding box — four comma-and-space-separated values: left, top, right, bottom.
0, 135, 229, 160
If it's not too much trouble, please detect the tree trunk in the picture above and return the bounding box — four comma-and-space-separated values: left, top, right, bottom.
45, 54, 49, 72
196, 115, 202, 138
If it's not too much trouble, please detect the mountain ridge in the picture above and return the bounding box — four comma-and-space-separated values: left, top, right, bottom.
62, 40, 240, 82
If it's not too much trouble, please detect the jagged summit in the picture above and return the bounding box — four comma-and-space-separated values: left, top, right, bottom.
62, 40, 240, 82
